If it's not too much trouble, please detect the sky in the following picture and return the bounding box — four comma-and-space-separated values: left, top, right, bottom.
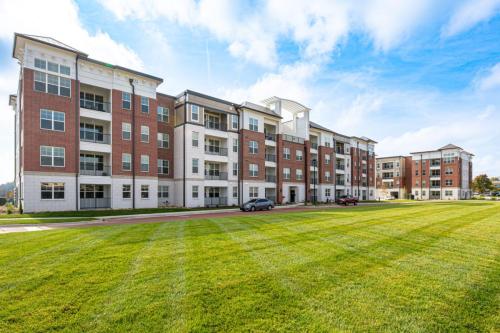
0, 0, 499, 184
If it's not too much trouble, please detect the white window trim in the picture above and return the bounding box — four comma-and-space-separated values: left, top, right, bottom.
40, 146, 65, 167
122, 122, 131, 141
40, 182, 65, 201
40, 109, 65, 132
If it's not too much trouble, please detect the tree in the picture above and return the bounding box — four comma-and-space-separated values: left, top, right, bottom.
472, 174, 494, 194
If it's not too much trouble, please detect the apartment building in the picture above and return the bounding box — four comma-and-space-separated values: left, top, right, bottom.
375, 156, 412, 199
9, 33, 376, 212
410, 144, 473, 200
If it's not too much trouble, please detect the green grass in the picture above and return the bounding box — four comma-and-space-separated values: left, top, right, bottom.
0, 206, 235, 219
0, 217, 94, 225
0, 201, 499, 332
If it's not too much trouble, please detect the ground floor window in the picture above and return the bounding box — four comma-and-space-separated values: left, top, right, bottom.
249, 187, 258, 198
80, 184, 104, 199
192, 185, 199, 198
325, 188, 331, 197
233, 186, 238, 198
158, 185, 169, 198
41, 182, 65, 199
122, 184, 131, 199
141, 185, 149, 199
445, 190, 453, 196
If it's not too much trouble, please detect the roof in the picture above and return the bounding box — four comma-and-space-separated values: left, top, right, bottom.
309, 121, 335, 133
239, 101, 281, 118
13, 33, 88, 58
439, 143, 463, 150
13, 33, 163, 83
261, 96, 310, 114
376, 155, 407, 160
351, 136, 378, 144
8, 94, 17, 107
411, 143, 473, 155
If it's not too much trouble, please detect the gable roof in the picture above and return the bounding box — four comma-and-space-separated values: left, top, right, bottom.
239, 101, 281, 118
309, 121, 335, 133
438, 144, 463, 150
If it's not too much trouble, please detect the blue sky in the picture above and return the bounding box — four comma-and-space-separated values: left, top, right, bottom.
0, 0, 499, 183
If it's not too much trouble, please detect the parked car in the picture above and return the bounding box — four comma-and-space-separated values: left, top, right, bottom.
335, 195, 359, 206
240, 198, 275, 211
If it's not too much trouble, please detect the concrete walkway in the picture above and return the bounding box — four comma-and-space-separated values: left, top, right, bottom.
0, 202, 393, 234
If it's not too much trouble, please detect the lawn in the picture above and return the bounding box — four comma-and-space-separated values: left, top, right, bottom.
0, 201, 498, 332
0, 217, 94, 225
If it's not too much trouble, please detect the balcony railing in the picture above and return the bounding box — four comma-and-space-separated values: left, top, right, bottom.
283, 134, 304, 144
205, 146, 228, 156
80, 132, 111, 144
205, 121, 227, 131
205, 197, 228, 206
265, 154, 276, 162
265, 133, 276, 141
311, 143, 318, 149
80, 165, 111, 176
80, 197, 111, 209
204, 172, 228, 180
336, 164, 345, 170
80, 98, 110, 113
336, 180, 345, 185
265, 175, 276, 182
336, 148, 345, 154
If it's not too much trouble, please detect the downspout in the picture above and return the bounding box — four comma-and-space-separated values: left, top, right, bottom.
129, 79, 136, 209
440, 151, 443, 199
18, 68, 23, 212
75, 55, 80, 211
332, 138, 336, 200
238, 107, 243, 206
357, 142, 360, 199
420, 153, 423, 200
183, 92, 187, 207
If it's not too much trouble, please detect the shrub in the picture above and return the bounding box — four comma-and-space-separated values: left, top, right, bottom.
5, 203, 14, 214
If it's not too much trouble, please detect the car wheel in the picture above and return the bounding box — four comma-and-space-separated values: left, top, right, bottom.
251, 206, 255, 212
268, 205, 272, 210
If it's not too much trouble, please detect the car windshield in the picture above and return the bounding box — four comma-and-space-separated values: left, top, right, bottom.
246, 199, 257, 203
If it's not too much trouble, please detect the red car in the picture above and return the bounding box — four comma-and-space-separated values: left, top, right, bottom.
335, 195, 359, 206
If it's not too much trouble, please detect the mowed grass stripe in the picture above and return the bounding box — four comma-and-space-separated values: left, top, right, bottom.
0, 202, 498, 332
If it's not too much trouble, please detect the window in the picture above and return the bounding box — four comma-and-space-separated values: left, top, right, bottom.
249, 163, 258, 177
157, 106, 169, 122
192, 132, 199, 147
445, 167, 453, 175
141, 126, 149, 143
283, 168, 291, 180
296, 150, 303, 161
141, 96, 149, 113
122, 153, 131, 171
325, 188, 331, 197
40, 109, 64, 131
40, 146, 64, 167
141, 185, 149, 199
233, 138, 238, 153
192, 158, 199, 173
415, 180, 419, 186
422, 168, 426, 176
415, 170, 419, 176
122, 185, 131, 199
140, 155, 149, 172
249, 141, 258, 154
232, 186, 238, 198
296, 169, 303, 180
445, 190, 453, 196
415, 190, 419, 196
325, 171, 331, 181
35, 58, 46, 70
283, 147, 290, 160
325, 154, 331, 165
157, 133, 169, 148
122, 122, 131, 140
422, 180, 426, 186
191, 105, 199, 122
33, 58, 70, 97
122, 92, 131, 109
192, 185, 199, 198
422, 190, 426, 196
231, 115, 238, 129
158, 159, 169, 175
41, 182, 64, 199
249, 187, 258, 198
158, 185, 169, 198
233, 162, 238, 176
445, 179, 453, 186
249, 117, 258, 131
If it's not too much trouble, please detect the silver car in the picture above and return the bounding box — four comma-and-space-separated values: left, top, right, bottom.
240, 198, 275, 212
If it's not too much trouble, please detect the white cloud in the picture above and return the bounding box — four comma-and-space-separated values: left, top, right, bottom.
475, 63, 500, 91
442, 0, 500, 37
0, 0, 143, 70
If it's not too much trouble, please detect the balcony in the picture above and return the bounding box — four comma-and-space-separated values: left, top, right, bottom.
205, 146, 228, 156
205, 121, 227, 131
80, 165, 111, 176
265, 133, 276, 141
336, 148, 345, 155
311, 143, 318, 150
205, 172, 228, 180
80, 197, 111, 209
310, 177, 318, 184
265, 175, 276, 182
205, 197, 228, 206
80, 132, 111, 144
80, 98, 110, 113
336, 180, 345, 186
336, 164, 345, 170
265, 154, 276, 162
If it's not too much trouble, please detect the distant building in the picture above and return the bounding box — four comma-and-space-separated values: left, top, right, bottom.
410, 144, 473, 200
375, 156, 412, 199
